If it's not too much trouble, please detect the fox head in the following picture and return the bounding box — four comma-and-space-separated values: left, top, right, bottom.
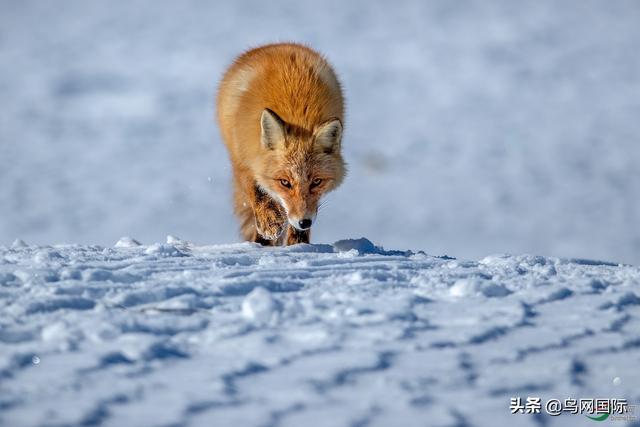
255, 108, 346, 231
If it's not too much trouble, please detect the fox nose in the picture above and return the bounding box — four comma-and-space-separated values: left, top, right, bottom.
298, 218, 312, 229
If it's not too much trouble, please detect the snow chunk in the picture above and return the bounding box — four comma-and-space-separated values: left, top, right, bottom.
333, 238, 413, 256
115, 237, 141, 248
242, 287, 281, 324
166, 235, 190, 246
333, 238, 379, 254
166, 235, 192, 252
450, 279, 512, 298
539, 287, 573, 303
337, 249, 359, 259
41, 321, 70, 342
144, 244, 188, 257
450, 279, 477, 297
33, 249, 63, 264
82, 269, 113, 282
11, 239, 28, 248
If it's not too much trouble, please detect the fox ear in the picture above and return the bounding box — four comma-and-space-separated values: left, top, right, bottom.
314, 118, 342, 154
261, 109, 285, 150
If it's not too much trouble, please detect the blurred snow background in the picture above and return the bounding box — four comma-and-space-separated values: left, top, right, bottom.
1, 0, 639, 264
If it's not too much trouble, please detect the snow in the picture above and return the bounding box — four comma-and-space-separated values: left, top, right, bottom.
1, 1, 640, 264
114, 237, 142, 248
242, 287, 281, 325
1, 237, 639, 426
2, 2, 640, 425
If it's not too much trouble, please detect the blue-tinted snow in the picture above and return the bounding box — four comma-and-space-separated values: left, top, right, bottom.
1, 238, 639, 426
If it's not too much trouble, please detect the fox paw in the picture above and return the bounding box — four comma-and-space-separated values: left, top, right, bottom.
255, 207, 287, 241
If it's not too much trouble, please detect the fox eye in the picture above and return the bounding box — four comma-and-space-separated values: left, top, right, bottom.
279, 179, 292, 189
311, 178, 323, 188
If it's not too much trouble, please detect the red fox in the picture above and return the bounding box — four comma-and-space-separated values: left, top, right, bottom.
216, 43, 346, 245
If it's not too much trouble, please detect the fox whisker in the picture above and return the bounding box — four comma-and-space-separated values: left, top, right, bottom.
318, 198, 331, 212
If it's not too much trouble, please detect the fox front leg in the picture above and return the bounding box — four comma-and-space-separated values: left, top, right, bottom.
253, 190, 287, 243
285, 226, 310, 245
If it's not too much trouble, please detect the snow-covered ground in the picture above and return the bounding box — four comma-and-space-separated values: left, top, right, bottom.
2, 2, 640, 426
1, 1, 640, 264
1, 237, 639, 427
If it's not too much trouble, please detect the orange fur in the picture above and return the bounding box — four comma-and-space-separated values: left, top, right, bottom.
217, 43, 346, 245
